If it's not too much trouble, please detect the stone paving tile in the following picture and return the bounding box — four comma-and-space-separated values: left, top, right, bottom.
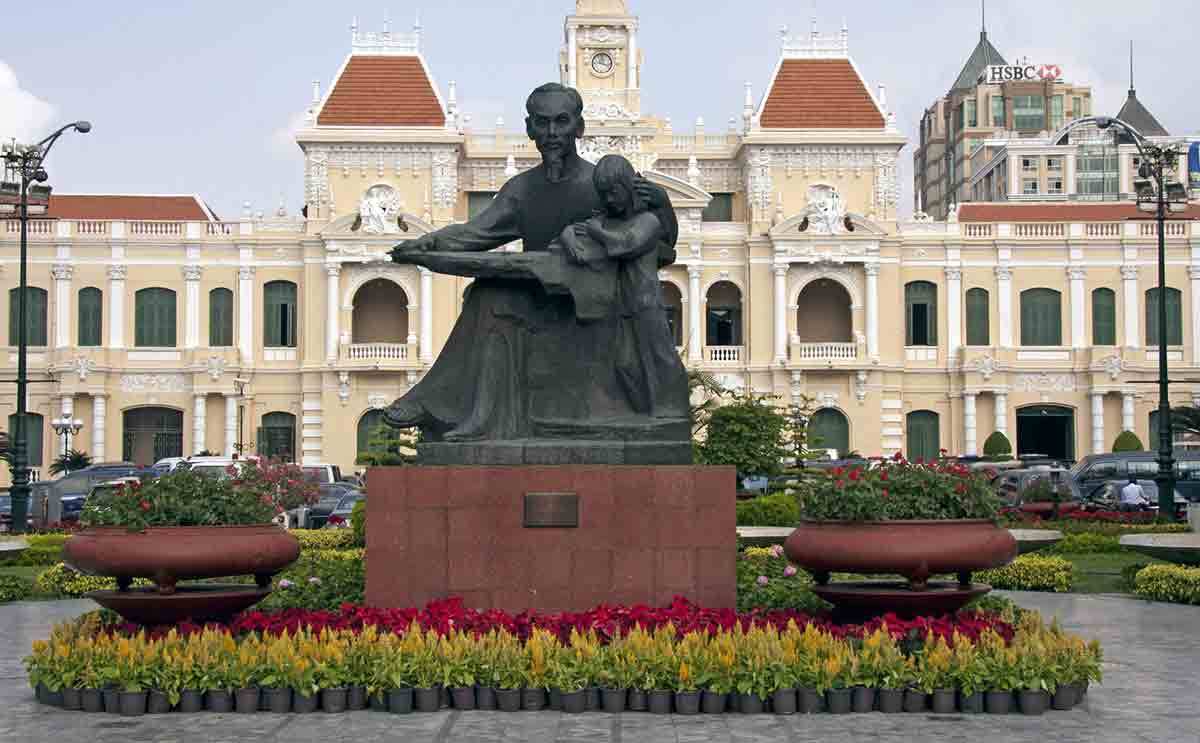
3, 593, 1200, 741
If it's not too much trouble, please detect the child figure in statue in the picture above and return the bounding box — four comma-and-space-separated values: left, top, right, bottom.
557, 154, 689, 419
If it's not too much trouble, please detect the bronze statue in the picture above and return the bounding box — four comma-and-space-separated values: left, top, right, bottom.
386, 83, 689, 462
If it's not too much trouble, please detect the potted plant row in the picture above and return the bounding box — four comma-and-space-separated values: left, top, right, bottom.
26, 612, 1102, 717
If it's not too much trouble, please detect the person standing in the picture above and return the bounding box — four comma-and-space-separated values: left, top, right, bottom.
1120, 475, 1148, 512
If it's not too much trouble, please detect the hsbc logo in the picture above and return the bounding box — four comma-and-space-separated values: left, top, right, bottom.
982, 64, 1063, 83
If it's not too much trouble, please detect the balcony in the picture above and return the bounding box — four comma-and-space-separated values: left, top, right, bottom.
339, 342, 419, 369
703, 346, 743, 364
791, 341, 859, 364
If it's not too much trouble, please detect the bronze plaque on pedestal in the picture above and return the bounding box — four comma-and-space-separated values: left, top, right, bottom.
523, 492, 579, 528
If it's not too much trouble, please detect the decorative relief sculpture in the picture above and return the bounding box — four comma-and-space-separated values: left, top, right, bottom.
357, 184, 404, 235
119, 374, 187, 394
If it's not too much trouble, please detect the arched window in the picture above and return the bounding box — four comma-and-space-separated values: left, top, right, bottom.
209, 288, 233, 347
1146, 287, 1183, 346
258, 411, 296, 461
1092, 288, 1116, 345
906, 410, 940, 462
134, 288, 177, 347
796, 279, 852, 342
965, 288, 989, 346
264, 281, 298, 348
8, 287, 47, 347
1020, 288, 1062, 346
352, 279, 408, 343
807, 408, 850, 458
705, 281, 742, 346
77, 287, 102, 347
904, 281, 937, 346
8, 412, 43, 468
660, 282, 683, 347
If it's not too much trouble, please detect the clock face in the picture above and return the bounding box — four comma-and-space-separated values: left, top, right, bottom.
591, 52, 614, 75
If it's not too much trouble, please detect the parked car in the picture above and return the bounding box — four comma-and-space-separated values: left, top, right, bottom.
147, 457, 188, 478
994, 467, 1072, 506
0, 494, 12, 531
30, 462, 146, 525
1068, 451, 1200, 502
301, 464, 344, 486
182, 458, 250, 480
324, 492, 365, 529
1081, 479, 1188, 518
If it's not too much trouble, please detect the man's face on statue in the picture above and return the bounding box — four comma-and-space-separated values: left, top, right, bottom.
526, 92, 583, 162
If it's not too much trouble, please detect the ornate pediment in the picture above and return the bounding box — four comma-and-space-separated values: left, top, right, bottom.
641, 170, 712, 209
321, 212, 436, 257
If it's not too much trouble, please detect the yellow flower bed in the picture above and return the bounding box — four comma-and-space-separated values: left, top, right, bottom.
976, 555, 1073, 593
1133, 564, 1200, 605
291, 530, 358, 551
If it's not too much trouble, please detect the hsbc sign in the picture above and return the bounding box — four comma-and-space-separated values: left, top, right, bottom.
981, 64, 1063, 83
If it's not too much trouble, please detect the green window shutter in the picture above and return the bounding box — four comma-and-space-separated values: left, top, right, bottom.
9, 288, 47, 346
906, 411, 940, 462
1020, 288, 1062, 346
7, 289, 16, 346
209, 288, 233, 347
807, 409, 850, 457
136, 288, 176, 347
263, 281, 297, 348
905, 282, 938, 346
1148, 288, 1184, 346
263, 285, 281, 347
1092, 288, 1115, 345
78, 287, 102, 346
965, 288, 989, 346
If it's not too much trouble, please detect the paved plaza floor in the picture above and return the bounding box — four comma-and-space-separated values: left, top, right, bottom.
0, 592, 1195, 742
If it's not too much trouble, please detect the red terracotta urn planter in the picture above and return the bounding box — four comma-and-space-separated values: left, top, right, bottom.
783, 519, 1017, 589
64, 524, 300, 594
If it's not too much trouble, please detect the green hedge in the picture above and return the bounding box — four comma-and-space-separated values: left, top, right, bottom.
0, 575, 33, 603
33, 564, 152, 597
976, 554, 1073, 592
0, 534, 68, 567
735, 492, 799, 527
735, 548, 826, 613
351, 500, 366, 547
1133, 564, 1200, 605
1047, 533, 1123, 554
258, 549, 365, 612
291, 529, 358, 551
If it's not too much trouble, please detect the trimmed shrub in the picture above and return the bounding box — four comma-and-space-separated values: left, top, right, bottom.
1121, 562, 1152, 592
1134, 564, 1200, 605
735, 548, 827, 613
982, 431, 1013, 459
0, 575, 33, 603
291, 529, 358, 551
1112, 430, 1144, 453
34, 563, 152, 597
735, 492, 799, 527
351, 499, 366, 547
1047, 533, 1122, 554
258, 549, 365, 612
0, 545, 65, 567
976, 554, 1073, 592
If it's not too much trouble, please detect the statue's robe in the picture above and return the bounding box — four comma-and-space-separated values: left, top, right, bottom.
389, 157, 681, 441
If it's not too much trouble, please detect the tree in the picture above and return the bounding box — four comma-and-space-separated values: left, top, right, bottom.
982, 431, 1013, 459
1112, 430, 1144, 453
782, 396, 817, 466
355, 422, 417, 467
48, 449, 93, 476
1171, 406, 1200, 439
696, 392, 790, 478
687, 368, 730, 438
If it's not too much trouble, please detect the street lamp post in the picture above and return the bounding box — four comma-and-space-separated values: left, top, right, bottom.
1, 121, 91, 533
50, 414, 84, 461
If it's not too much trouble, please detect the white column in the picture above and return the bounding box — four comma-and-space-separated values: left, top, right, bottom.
567, 26, 577, 88
946, 268, 962, 360
108, 265, 126, 349
626, 25, 638, 90
1091, 392, 1105, 455
183, 265, 201, 349
773, 265, 788, 364
325, 264, 341, 362
238, 266, 255, 364
59, 395, 73, 456
1190, 266, 1200, 362
91, 395, 106, 462
52, 264, 72, 348
1122, 265, 1140, 348
963, 392, 977, 456
1122, 392, 1135, 434
994, 392, 1008, 438
865, 263, 880, 361
224, 394, 238, 457
687, 266, 703, 363
1068, 267, 1086, 349
995, 267, 1013, 348
193, 394, 207, 455
419, 267, 434, 363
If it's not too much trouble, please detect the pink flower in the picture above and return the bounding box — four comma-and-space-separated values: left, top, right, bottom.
768, 545, 784, 558
756, 575, 769, 587
783, 565, 798, 578
278, 579, 294, 589
308, 577, 322, 585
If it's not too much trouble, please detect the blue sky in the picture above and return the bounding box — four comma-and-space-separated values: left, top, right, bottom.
2, 0, 1195, 219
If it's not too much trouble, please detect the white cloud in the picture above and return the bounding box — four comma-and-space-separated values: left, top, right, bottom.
0, 61, 55, 145
268, 110, 310, 158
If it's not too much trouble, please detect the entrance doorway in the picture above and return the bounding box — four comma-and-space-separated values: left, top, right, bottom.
1017, 405, 1075, 461
122, 407, 183, 466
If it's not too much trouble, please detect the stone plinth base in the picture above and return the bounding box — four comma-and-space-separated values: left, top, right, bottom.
365, 465, 736, 613
417, 440, 693, 466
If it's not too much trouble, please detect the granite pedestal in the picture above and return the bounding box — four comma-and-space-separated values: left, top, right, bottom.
365, 465, 736, 613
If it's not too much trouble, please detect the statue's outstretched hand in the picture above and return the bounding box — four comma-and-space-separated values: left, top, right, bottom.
559, 224, 588, 265
389, 234, 436, 263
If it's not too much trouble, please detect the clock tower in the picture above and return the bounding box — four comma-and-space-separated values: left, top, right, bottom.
562, 0, 641, 121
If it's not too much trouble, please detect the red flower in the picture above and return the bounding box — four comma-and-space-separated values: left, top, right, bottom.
892, 452, 904, 461
848, 468, 861, 481
879, 471, 889, 482
139, 500, 151, 512
955, 483, 966, 494
832, 467, 844, 477
881, 488, 889, 498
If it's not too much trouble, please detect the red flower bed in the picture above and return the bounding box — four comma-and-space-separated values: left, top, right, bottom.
1001, 507, 1158, 525
121, 597, 1015, 645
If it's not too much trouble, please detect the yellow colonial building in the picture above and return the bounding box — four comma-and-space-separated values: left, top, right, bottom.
3, 0, 1199, 480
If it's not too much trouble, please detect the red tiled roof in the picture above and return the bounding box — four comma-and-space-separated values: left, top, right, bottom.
760, 59, 884, 129
959, 202, 1200, 222
46, 195, 215, 221
317, 56, 445, 127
